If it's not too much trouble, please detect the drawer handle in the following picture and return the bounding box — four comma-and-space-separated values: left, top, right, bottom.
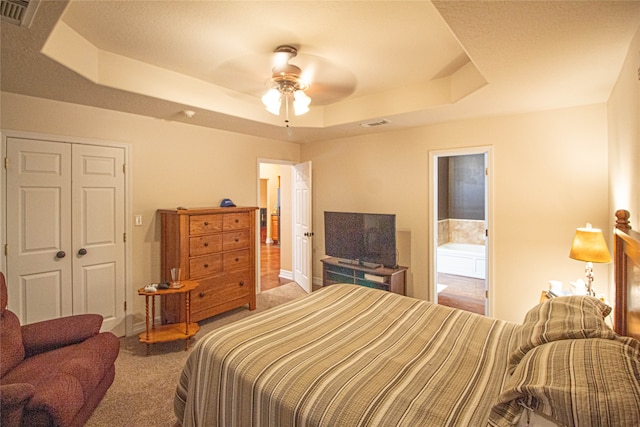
235, 257, 239, 262
204, 263, 209, 268
204, 221, 209, 226
204, 242, 209, 247
239, 281, 245, 286
199, 292, 205, 298
235, 238, 239, 242
235, 219, 239, 223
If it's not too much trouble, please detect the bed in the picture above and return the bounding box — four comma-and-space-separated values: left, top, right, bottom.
175, 210, 640, 427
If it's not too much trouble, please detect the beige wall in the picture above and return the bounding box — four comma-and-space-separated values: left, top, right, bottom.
302, 103, 609, 323
607, 25, 640, 304
1, 92, 300, 328
608, 26, 640, 230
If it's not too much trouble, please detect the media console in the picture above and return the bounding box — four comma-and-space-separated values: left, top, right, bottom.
321, 257, 408, 295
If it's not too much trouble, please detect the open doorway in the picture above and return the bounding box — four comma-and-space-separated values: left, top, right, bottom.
259, 162, 292, 292
257, 159, 313, 294
430, 147, 492, 316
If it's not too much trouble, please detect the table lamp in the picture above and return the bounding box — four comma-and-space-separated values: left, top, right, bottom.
569, 223, 611, 296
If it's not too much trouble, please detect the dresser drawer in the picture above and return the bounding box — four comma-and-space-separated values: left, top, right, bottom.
189, 254, 223, 278
190, 234, 223, 256
223, 249, 250, 271
222, 230, 250, 251
191, 273, 252, 315
190, 214, 223, 235
223, 212, 250, 230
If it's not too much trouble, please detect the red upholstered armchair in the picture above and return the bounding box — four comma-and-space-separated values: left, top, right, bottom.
0, 272, 120, 427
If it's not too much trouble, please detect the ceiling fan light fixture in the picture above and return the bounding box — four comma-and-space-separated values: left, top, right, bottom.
293, 90, 310, 115
262, 45, 311, 120
262, 88, 281, 115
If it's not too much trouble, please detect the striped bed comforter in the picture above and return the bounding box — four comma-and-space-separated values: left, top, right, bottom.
175, 284, 519, 426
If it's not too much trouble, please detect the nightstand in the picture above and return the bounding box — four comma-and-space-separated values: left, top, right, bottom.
138, 280, 200, 354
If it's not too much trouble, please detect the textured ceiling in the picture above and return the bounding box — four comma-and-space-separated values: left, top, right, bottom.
1, 1, 639, 143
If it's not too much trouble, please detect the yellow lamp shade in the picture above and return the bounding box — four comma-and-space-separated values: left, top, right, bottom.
569, 227, 611, 263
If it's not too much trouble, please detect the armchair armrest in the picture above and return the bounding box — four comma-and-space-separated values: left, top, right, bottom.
1, 383, 36, 427
21, 314, 103, 358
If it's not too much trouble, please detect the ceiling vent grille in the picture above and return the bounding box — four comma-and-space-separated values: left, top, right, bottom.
360, 119, 391, 128
1, 0, 39, 27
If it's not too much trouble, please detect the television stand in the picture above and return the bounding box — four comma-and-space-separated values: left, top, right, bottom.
321, 257, 407, 295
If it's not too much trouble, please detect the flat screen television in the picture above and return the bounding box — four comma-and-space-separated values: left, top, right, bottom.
324, 211, 397, 268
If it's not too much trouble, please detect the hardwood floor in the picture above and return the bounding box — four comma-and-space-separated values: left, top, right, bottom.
437, 273, 486, 315
260, 243, 289, 291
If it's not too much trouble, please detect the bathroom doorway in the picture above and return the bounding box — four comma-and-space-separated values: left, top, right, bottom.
430, 147, 492, 316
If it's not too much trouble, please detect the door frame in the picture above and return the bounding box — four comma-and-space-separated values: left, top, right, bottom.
428, 146, 494, 317
256, 159, 293, 293
1, 129, 133, 335
256, 158, 312, 293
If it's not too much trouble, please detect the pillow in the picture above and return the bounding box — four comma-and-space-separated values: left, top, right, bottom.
489, 337, 640, 427
508, 296, 614, 372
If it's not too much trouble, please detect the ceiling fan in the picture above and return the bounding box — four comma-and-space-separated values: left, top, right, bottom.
261, 45, 312, 122
210, 44, 357, 123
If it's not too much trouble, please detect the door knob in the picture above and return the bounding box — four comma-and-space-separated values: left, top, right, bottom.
56, 251, 66, 258
78, 248, 87, 255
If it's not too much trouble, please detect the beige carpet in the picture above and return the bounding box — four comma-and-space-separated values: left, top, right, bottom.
86, 282, 308, 427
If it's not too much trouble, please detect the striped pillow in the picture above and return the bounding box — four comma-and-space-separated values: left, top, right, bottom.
490, 337, 640, 427
508, 296, 614, 373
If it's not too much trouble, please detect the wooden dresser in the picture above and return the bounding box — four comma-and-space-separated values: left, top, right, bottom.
158, 207, 258, 323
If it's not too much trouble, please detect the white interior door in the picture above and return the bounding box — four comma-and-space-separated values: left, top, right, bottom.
72, 144, 126, 334
6, 137, 126, 334
293, 161, 312, 292
7, 138, 73, 323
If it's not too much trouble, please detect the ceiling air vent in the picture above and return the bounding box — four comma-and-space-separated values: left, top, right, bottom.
1, 0, 39, 27
360, 119, 391, 128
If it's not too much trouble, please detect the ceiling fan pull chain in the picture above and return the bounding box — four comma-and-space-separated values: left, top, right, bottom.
285, 94, 290, 127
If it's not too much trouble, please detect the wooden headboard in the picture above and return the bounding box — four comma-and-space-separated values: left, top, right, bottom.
614, 209, 640, 339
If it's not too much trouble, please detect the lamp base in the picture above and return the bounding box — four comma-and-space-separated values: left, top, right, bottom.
585, 262, 595, 296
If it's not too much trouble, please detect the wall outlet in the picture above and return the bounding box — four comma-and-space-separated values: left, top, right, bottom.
135, 215, 143, 226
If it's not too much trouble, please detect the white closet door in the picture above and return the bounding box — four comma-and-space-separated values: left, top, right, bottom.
7, 138, 73, 323
6, 138, 126, 335
71, 144, 126, 335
